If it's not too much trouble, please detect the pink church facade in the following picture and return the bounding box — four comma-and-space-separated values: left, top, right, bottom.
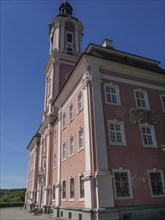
26, 1, 165, 219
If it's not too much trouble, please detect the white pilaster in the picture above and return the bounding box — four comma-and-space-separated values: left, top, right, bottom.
55, 109, 62, 207
54, 23, 60, 51
43, 79, 48, 121
90, 63, 115, 208
44, 124, 52, 205
54, 56, 60, 97
82, 72, 93, 209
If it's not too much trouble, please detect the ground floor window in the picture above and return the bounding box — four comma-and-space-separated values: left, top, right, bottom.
70, 177, 74, 199
79, 175, 84, 199
52, 185, 56, 200
113, 169, 133, 199
62, 180, 66, 199
148, 169, 165, 197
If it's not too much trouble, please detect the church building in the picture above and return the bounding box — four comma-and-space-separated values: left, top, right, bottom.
26, 1, 165, 220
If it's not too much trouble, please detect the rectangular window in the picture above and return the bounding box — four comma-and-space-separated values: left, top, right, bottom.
79, 175, 84, 199
134, 89, 150, 109
69, 104, 74, 121
148, 170, 165, 197
140, 124, 157, 147
62, 143, 66, 160
78, 92, 83, 112
113, 169, 133, 199
70, 177, 75, 199
52, 185, 56, 200
78, 127, 84, 150
62, 113, 66, 129
62, 180, 66, 199
108, 120, 126, 146
105, 83, 121, 105
69, 136, 74, 156
160, 94, 165, 112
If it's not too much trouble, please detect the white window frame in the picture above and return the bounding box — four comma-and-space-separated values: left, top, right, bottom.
104, 83, 121, 106
69, 135, 74, 156
140, 124, 157, 148
108, 120, 127, 146
134, 88, 150, 110
69, 103, 74, 122
77, 92, 83, 113
79, 173, 85, 200
61, 178, 66, 200
78, 127, 84, 151
62, 112, 66, 129
160, 94, 165, 112
69, 176, 75, 201
113, 168, 133, 200
147, 169, 165, 198
62, 142, 66, 161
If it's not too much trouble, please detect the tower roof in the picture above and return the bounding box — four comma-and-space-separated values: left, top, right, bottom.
59, 0, 73, 16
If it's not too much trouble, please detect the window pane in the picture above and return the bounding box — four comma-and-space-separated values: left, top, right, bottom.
70, 178, 74, 198
150, 172, 164, 195
80, 175, 84, 198
114, 172, 130, 197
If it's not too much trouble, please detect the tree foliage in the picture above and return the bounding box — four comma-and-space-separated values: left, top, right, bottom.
0, 188, 26, 203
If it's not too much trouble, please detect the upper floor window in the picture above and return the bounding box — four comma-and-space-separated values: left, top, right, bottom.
62, 113, 66, 129
147, 169, 165, 197
105, 83, 121, 105
77, 92, 83, 113
113, 169, 133, 199
70, 177, 75, 199
108, 120, 126, 146
160, 94, 165, 112
140, 124, 157, 148
62, 142, 66, 160
78, 127, 84, 150
69, 136, 74, 156
69, 103, 74, 122
66, 32, 73, 43
134, 89, 150, 109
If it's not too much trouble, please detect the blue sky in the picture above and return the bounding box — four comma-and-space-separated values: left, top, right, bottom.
1, 0, 164, 189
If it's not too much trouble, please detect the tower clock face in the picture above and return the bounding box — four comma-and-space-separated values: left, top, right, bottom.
66, 22, 74, 31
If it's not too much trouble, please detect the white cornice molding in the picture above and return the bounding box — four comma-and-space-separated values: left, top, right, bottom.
86, 44, 160, 65
85, 54, 165, 84
102, 74, 165, 92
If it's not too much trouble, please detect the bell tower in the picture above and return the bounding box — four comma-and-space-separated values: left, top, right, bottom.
43, 0, 84, 120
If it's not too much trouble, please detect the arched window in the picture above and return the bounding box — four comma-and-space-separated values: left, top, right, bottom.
67, 33, 73, 43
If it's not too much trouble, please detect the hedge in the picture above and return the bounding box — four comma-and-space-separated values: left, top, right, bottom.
0, 202, 24, 208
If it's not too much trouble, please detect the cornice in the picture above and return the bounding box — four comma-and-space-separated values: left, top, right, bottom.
84, 54, 165, 84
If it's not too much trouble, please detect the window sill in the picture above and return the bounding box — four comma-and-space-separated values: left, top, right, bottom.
78, 147, 85, 153
69, 154, 74, 158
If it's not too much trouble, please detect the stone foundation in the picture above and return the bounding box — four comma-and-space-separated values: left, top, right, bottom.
52, 204, 165, 220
